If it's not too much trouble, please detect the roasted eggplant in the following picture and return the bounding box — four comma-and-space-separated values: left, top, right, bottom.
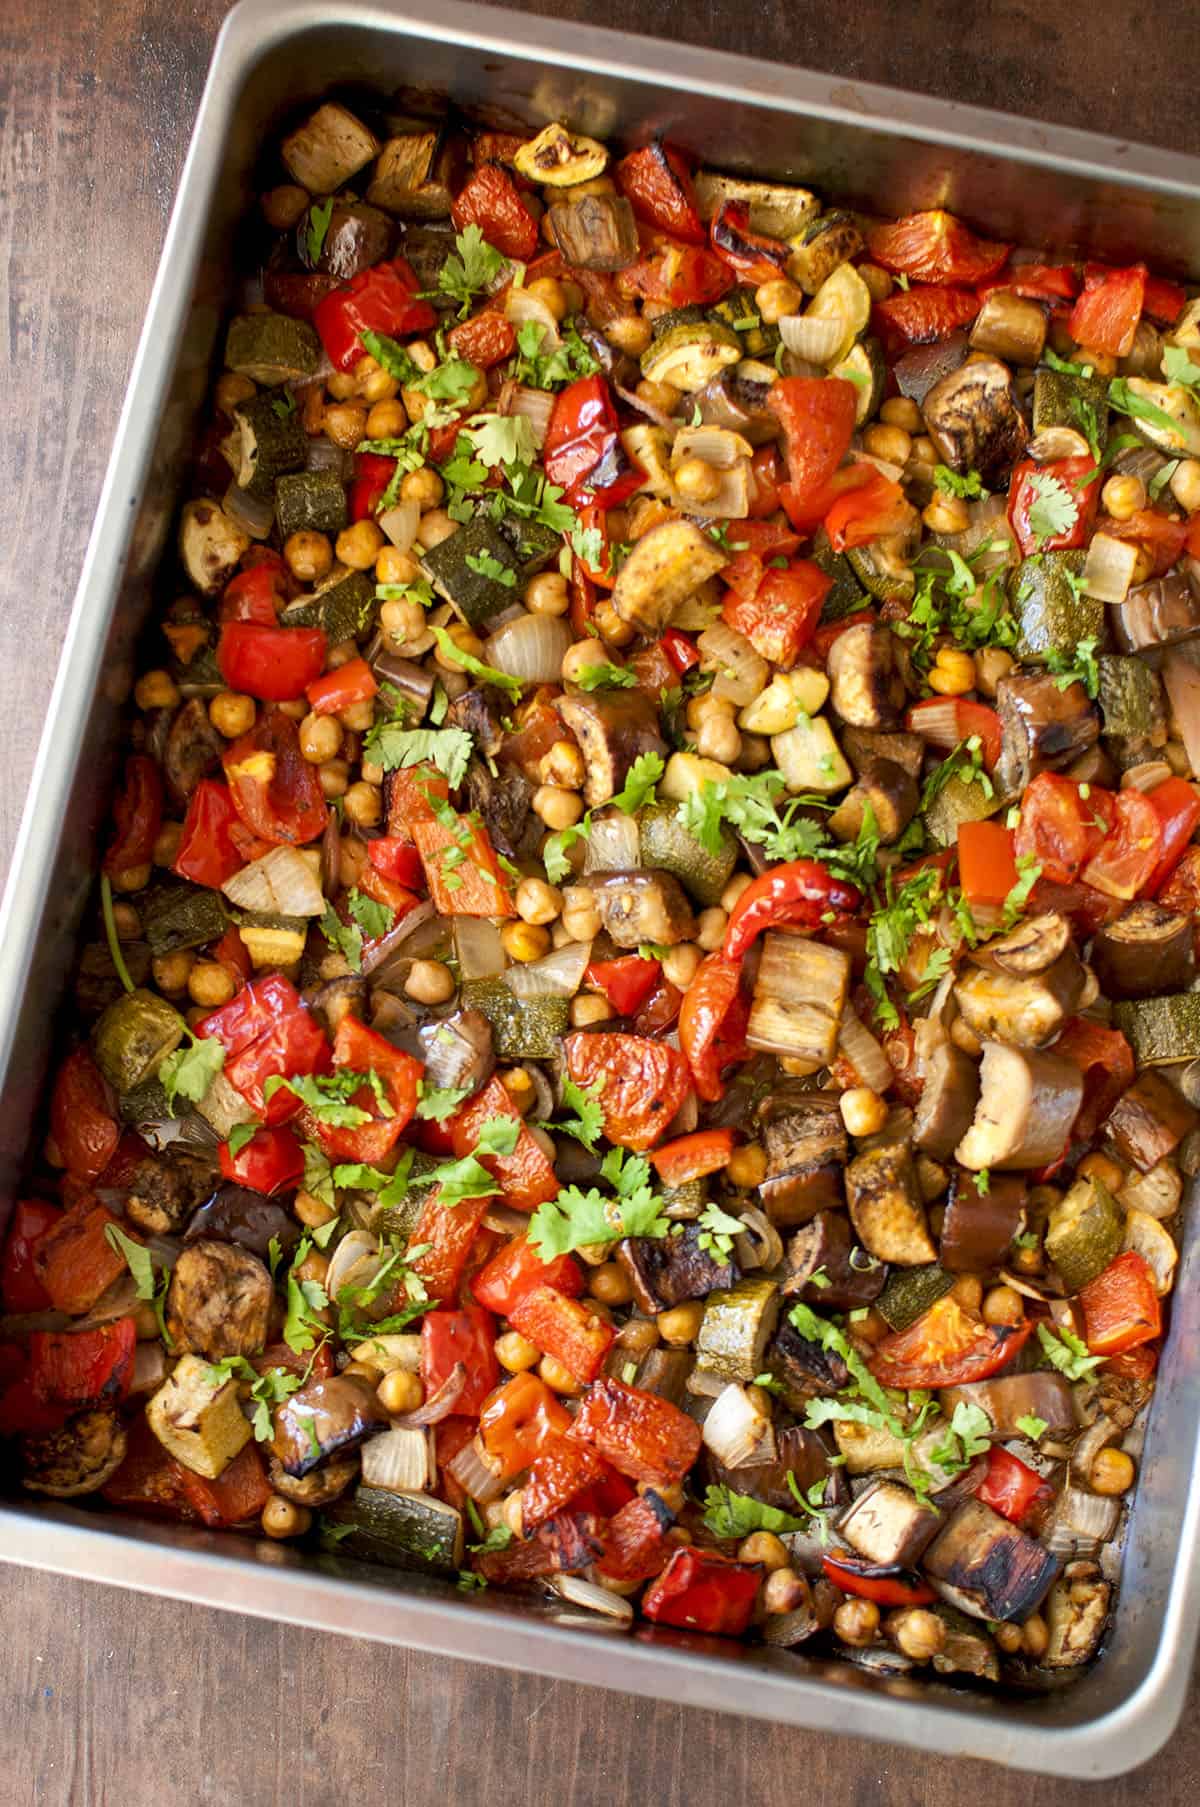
922, 1498, 1060, 1623
781, 1210, 885, 1309
557, 690, 667, 808
164, 1240, 273, 1360
1092, 902, 1195, 1000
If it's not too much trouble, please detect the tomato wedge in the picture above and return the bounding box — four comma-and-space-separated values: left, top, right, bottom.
222, 708, 328, 846
1080, 789, 1163, 900
868, 1295, 1032, 1388
1014, 773, 1114, 885
824, 467, 911, 552
867, 211, 1009, 285
872, 286, 980, 352
1068, 263, 1147, 358
767, 377, 857, 521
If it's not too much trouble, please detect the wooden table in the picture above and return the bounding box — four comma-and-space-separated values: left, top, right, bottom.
2, 0, 1199, 1799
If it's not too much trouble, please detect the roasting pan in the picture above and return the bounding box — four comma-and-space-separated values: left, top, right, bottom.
1, 0, 1198, 1774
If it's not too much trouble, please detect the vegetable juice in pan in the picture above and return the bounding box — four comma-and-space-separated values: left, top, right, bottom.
4, 99, 1199, 1678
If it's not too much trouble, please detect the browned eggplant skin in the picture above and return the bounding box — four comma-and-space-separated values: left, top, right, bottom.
920, 356, 1028, 481
1104, 1069, 1199, 1172
1112, 569, 1200, 653
615, 1223, 735, 1313
546, 193, 639, 270
556, 690, 667, 807
940, 1373, 1077, 1439
759, 1094, 847, 1223
913, 1042, 980, 1162
995, 668, 1099, 795
828, 757, 918, 845
845, 1137, 937, 1266
297, 200, 394, 278
922, 1497, 1060, 1623
696, 371, 781, 446
183, 1184, 302, 1260
164, 1239, 273, 1360
704, 1424, 833, 1513
271, 1375, 388, 1478
939, 1170, 1025, 1272
1091, 901, 1195, 1000
590, 870, 696, 949
163, 697, 225, 807
781, 1209, 885, 1309
827, 622, 906, 730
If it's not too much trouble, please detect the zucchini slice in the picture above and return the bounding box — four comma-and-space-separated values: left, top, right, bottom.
786, 211, 864, 296
693, 1277, 781, 1386
637, 802, 737, 906
282, 569, 377, 644
226, 394, 307, 499
142, 885, 229, 958
1010, 552, 1104, 660
275, 470, 349, 540
459, 979, 569, 1060
93, 990, 187, 1094
322, 1484, 464, 1573
1113, 993, 1200, 1064
420, 519, 522, 628
832, 338, 886, 423
641, 321, 740, 392
224, 313, 321, 387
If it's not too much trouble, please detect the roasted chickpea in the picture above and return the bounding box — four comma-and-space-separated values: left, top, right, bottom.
593, 601, 635, 647
261, 184, 309, 229
501, 920, 551, 963
318, 758, 351, 799
763, 1567, 810, 1614
605, 313, 652, 356
721, 872, 753, 912
923, 492, 971, 535
515, 876, 563, 925
500, 1067, 536, 1113
928, 647, 977, 697
561, 637, 608, 686
974, 646, 1015, 697
134, 670, 180, 711
323, 402, 368, 450
982, 1284, 1025, 1327
993, 1621, 1024, 1654
539, 1354, 582, 1396
589, 1262, 633, 1307
377, 1369, 424, 1415
405, 959, 456, 1005
215, 371, 257, 415
569, 992, 612, 1028
881, 395, 922, 433
209, 691, 256, 739
533, 784, 585, 830
379, 596, 429, 651
419, 508, 458, 552
360, 363, 401, 406
336, 520, 385, 571
1169, 457, 1200, 514
834, 1598, 881, 1647
539, 738, 586, 790
738, 1530, 790, 1572
343, 780, 382, 828
754, 277, 803, 323
262, 1495, 312, 1539
636, 378, 682, 415
673, 456, 723, 505
560, 884, 601, 941
294, 1188, 338, 1230
110, 863, 151, 894
661, 943, 702, 989
527, 275, 567, 321
1101, 472, 1146, 520
283, 529, 333, 585
727, 1142, 767, 1188
326, 371, 359, 402
1091, 1447, 1136, 1496
376, 546, 421, 588
299, 712, 342, 763
856, 262, 892, 302
695, 905, 728, 953
840, 1087, 889, 1138
695, 713, 741, 763
1021, 1614, 1050, 1660
152, 950, 194, 995
188, 962, 236, 1009
658, 1301, 705, 1346
886, 1608, 945, 1663
863, 423, 913, 465
401, 466, 444, 510
1076, 1151, 1125, 1193
361, 398, 405, 442
152, 821, 183, 867
950, 1274, 984, 1313
434, 622, 484, 673
525, 570, 570, 616
496, 1330, 540, 1373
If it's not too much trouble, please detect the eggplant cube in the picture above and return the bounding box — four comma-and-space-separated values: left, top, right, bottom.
838, 1479, 941, 1568
922, 1497, 1060, 1623
281, 103, 380, 195
145, 1354, 253, 1479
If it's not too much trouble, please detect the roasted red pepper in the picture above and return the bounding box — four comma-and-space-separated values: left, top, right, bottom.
180, 1441, 273, 1527
908, 697, 1003, 772
471, 1232, 583, 1317
957, 820, 1020, 908
542, 375, 644, 508
649, 1128, 736, 1188
408, 1192, 493, 1304
975, 1445, 1053, 1526
305, 655, 377, 716
678, 953, 750, 1104
446, 307, 516, 371
479, 1371, 573, 1481
722, 560, 830, 668
866, 211, 1009, 286
615, 142, 704, 243
584, 953, 663, 1018
768, 377, 857, 526
173, 779, 249, 889
660, 625, 701, 674
198, 973, 331, 1125
567, 1376, 702, 1484
104, 755, 164, 877
1008, 456, 1099, 559
521, 1437, 610, 1530
1143, 274, 1186, 325
223, 708, 329, 847
410, 811, 516, 917
421, 1304, 499, 1417
1099, 506, 1189, 579
313, 258, 436, 371
642, 1547, 762, 1636
366, 835, 425, 890
305, 1015, 422, 1164
595, 1491, 676, 1584
101, 1416, 198, 1521
33, 1199, 130, 1315
1, 1200, 60, 1313
616, 232, 734, 308
1147, 775, 1200, 894
709, 201, 790, 285
1054, 1017, 1136, 1146
29, 1317, 136, 1408
349, 451, 399, 522
821, 1552, 935, 1606
723, 860, 861, 960
449, 1076, 559, 1212
217, 1125, 304, 1195
824, 465, 912, 552
217, 621, 328, 703
1068, 262, 1147, 358
872, 285, 980, 352
508, 1284, 615, 1384
450, 163, 539, 261
562, 1032, 692, 1153
1079, 1250, 1161, 1356
868, 1295, 1032, 1388
978, 263, 1078, 303
50, 1048, 119, 1182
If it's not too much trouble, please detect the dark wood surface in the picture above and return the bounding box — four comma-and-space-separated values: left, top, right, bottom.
1, 1, 1198, 1800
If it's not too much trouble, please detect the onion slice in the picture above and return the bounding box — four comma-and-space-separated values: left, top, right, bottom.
508, 384, 555, 446
1082, 531, 1139, 604
506, 941, 592, 1000
447, 1433, 506, 1504
222, 844, 325, 918
837, 1006, 894, 1094
484, 614, 573, 687
393, 1361, 468, 1426
361, 1426, 433, 1493
378, 498, 420, 552
454, 914, 508, 981
505, 288, 561, 347
223, 482, 275, 541
360, 899, 437, 978
778, 313, 846, 365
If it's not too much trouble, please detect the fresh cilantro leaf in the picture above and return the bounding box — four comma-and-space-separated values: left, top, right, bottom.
464, 550, 518, 589
788, 1301, 903, 1434
933, 465, 985, 499
1043, 347, 1091, 378
528, 1152, 669, 1259
226, 1121, 258, 1158
975, 1167, 991, 1196
569, 522, 606, 569
1016, 1413, 1049, 1441
599, 1146, 653, 1199
103, 1223, 156, 1300
1162, 345, 1200, 391
679, 770, 828, 866
1037, 1322, 1103, 1380
1025, 471, 1079, 546
464, 412, 538, 471
413, 357, 482, 412
864, 863, 948, 1033
542, 815, 591, 885
205, 1359, 304, 1443
928, 1400, 992, 1474
548, 1073, 606, 1152
158, 1031, 224, 1113
573, 662, 637, 691
303, 1143, 336, 1210
305, 197, 334, 266
1108, 377, 1181, 438
437, 226, 505, 317
363, 721, 474, 788
807, 1267, 831, 1291
611, 750, 664, 814
271, 391, 297, 422
920, 737, 994, 812
701, 1485, 806, 1539
457, 1570, 489, 1591
1044, 636, 1100, 698
696, 1199, 742, 1262
348, 889, 395, 943
1148, 458, 1181, 502
468, 1523, 513, 1556
319, 901, 364, 974
428, 625, 522, 700
1001, 854, 1042, 929
416, 1082, 472, 1123
752, 1371, 786, 1397
265, 1069, 390, 1128
475, 1117, 521, 1157
283, 1237, 329, 1355
511, 316, 601, 390
420, 1151, 500, 1206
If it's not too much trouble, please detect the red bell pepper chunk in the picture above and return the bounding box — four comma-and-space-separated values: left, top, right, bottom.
722, 560, 831, 668
407, 1191, 493, 1304
649, 1128, 736, 1189
313, 258, 436, 371
1147, 776, 1200, 894
223, 708, 329, 847
29, 1317, 136, 1407
219, 557, 289, 624
49, 1047, 119, 1183
217, 1125, 304, 1195
1069, 263, 1147, 358
543, 375, 644, 509
614, 142, 704, 244
104, 754, 164, 877
572, 1466, 637, 1520
173, 779, 248, 889
479, 1371, 574, 1481
709, 201, 790, 285
562, 1032, 693, 1153
450, 163, 540, 261
308, 1015, 422, 1164
198, 974, 331, 1125
446, 307, 517, 370
767, 377, 857, 522
977, 263, 1078, 303
957, 820, 1020, 908
722, 860, 861, 961
824, 465, 912, 552
1080, 788, 1163, 901
907, 697, 1003, 772
1142, 274, 1186, 326
615, 231, 734, 308
868, 1295, 1032, 1388
660, 625, 700, 674
471, 1232, 583, 1317
33, 1199, 130, 1315
367, 836, 426, 890
508, 1284, 615, 1384
866, 211, 1009, 286
975, 1445, 1054, 1526
642, 1547, 762, 1636
821, 1551, 935, 1606
872, 285, 981, 353
350, 450, 400, 522
180, 1441, 273, 1527
449, 1076, 559, 1211
420, 1304, 499, 1416
678, 952, 750, 1104
217, 622, 327, 703
595, 1491, 676, 1585
521, 1437, 611, 1531
411, 811, 516, 917
2, 1200, 60, 1312
1079, 1250, 1161, 1356
1055, 1016, 1136, 1146
567, 1376, 701, 1484
584, 953, 662, 1018
305, 655, 377, 716
1008, 456, 1099, 558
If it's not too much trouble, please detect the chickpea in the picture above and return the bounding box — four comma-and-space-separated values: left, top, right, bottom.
525, 569, 570, 616
533, 783, 585, 831
1101, 472, 1146, 520
539, 1354, 582, 1396
928, 647, 977, 696
502, 1490, 526, 1539
1169, 457, 1200, 514
343, 781, 382, 828
496, 1330, 541, 1373
923, 492, 971, 535
673, 456, 723, 505
993, 1621, 1024, 1654
360, 365, 401, 407
501, 920, 552, 963
399, 466, 444, 511
1076, 1151, 1125, 1193
589, 1262, 633, 1307
405, 959, 456, 1005
615, 1316, 659, 1356
379, 595, 428, 650
318, 758, 351, 799
526, 275, 567, 321
108, 902, 140, 942
834, 1598, 881, 1647
561, 637, 609, 686
277, 698, 309, 722
763, 1567, 810, 1615
1091, 1447, 1136, 1496
539, 738, 586, 790
377, 1369, 424, 1416
636, 378, 682, 415
658, 1301, 705, 1346
500, 1067, 536, 1114
261, 183, 309, 229
134, 669, 180, 711
516, 876, 563, 925
754, 277, 803, 323
335, 520, 385, 572
323, 402, 368, 449
687, 691, 732, 730
856, 262, 893, 302
299, 712, 342, 763
262, 1495, 312, 1540
886, 1608, 945, 1663
560, 884, 601, 941
725, 1142, 766, 1190
152, 950, 194, 995
152, 821, 183, 867
417, 509, 458, 555
360, 398, 405, 443
110, 863, 151, 894
569, 992, 612, 1027
974, 646, 1016, 698
863, 423, 913, 466
695, 713, 742, 764
721, 872, 753, 913
283, 529, 333, 586
1079, 347, 1117, 377
1131, 545, 1155, 585
736, 1530, 789, 1573
950, 1274, 984, 1313
188, 962, 235, 1009
881, 396, 923, 433
982, 1284, 1025, 1327
695, 905, 728, 953
208, 691, 256, 740
593, 601, 636, 648
327, 371, 359, 401
1021, 1613, 1050, 1660
840, 1086, 889, 1138
376, 547, 421, 588
910, 435, 937, 467
661, 943, 702, 990
294, 1188, 338, 1230
605, 313, 653, 357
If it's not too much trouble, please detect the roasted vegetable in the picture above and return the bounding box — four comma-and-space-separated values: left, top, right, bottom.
1045, 1176, 1125, 1292
781, 1209, 885, 1309
281, 101, 380, 193
1111, 570, 1200, 652
692, 1277, 781, 1387
826, 622, 905, 730
969, 290, 1046, 366
939, 1171, 1026, 1273
165, 1240, 272, 1361
694, 172, 819, 239
912, 1043, 980, 1162
273, 1376, 389, 1479
1041, 1561, 1111, 1668
745, 932, 850, 1067
547, 193, 639, 269
874, 1263, 956, 1332
828, 758, 918, 845
179, 500, 250, 597
1092, 902, 1194, 999
956, 1044, 1083, 1170
940, 1373, 1077, 1440
1011, 552, 1104, 662
760, 1094, 847, 1223
954, 950, 1086, 1049
275, 469, 349, 540
1113, 993, 1200, 1065
922, 1498, 1060, 1623
557, 689, 668, 808
146, 1354, 253, 1479
368, 129, 465, 216
1104, 1069, 1199, 1171
282, 569, 376, 643
786, 211, 863, 295
224, 312, 321, 386
617, 1224, 736, 1314
610, 519, 727, 633
590, 870, 696, 948
921, 357, 1028, 480
322, 1484, 464, 1572
22, 1411, 128, 1498
420, 519, 522, 628
995, 667, 1099, 796
92, 990, 186, 1094
459, 978, 569, 1061
845, 1138, 937, 1267
638, 802, 737, 906
838, 1480, 941, 1567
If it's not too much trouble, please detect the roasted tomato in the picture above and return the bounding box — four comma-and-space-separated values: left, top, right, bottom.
867, 211, 1010, 285
562, 1032, 693, 1152
868, 1296, 1032, 1388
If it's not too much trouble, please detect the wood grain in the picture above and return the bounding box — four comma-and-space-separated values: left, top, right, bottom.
0, 1, 1197, 1801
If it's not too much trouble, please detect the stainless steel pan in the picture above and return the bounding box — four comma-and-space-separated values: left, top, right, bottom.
0, 0, 1197, 1774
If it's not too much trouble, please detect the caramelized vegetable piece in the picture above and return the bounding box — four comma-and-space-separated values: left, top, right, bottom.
956, 1044, 1083, 1171
922, 1498, 1060, 1623
845, 1138, 936, 1266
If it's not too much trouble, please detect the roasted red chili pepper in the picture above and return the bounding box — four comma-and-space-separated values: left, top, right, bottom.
678, 953, 749, 1103
722, 860, 862, 961
709, 201, 790, 285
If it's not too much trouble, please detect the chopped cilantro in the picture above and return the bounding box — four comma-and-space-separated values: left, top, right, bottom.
436, 226, 506, 317
305, 196, 334, 266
